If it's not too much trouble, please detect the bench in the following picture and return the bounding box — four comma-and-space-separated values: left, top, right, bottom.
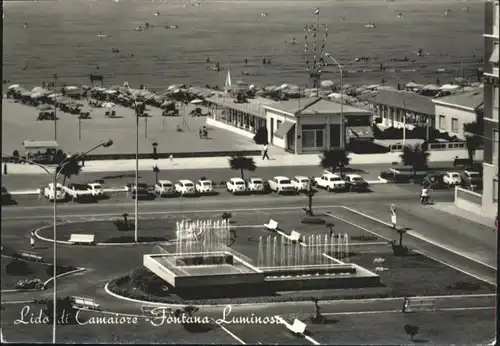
141, 306, 171, 318
72, 296, 100, 310
289, 230, 301, 243
453, 158, 472, 168
68, 234, 95, 245
403, 298, 436, 313
19, 250, 43, 262
264, 219, 278, 231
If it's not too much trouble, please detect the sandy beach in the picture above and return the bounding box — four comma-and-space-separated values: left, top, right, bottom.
1, 99, 261, 155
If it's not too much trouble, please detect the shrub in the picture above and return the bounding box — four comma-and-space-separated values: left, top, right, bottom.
6, 259, 32, 276
301, 217, 326, 225
221, 212, 232, 221
16, 278, 43, 290
130, 268, 170, 296
351, 235, 378, 241
391, 243, 410, 256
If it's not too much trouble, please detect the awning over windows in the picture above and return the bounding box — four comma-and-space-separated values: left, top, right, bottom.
347, 126, 374, 141
274, 121, 295, 139
489, 44, 499, 64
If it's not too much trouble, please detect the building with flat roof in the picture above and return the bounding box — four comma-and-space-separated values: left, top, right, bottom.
432, 88, 484, 140
205, 95, 373, 154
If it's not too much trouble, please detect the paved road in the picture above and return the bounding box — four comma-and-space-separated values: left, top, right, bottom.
2, 184, 454, 220
2, 162, 460, 190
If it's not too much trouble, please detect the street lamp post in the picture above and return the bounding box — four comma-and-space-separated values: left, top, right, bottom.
122, 89, 173, 243
324, 54, 360, 150
2, 138, 113, 344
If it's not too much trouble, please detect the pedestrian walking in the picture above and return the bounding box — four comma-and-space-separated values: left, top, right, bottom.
402, 297, 409, 313
390, 204, 397, 229
262, 144, 270, 160
30, 230, 36, 249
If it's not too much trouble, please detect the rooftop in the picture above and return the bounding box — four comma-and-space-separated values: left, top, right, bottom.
432, 88, 484, 110
263, 97, 372, 116
358, 89, 435, 115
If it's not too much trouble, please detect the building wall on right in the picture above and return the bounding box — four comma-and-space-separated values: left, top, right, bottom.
482, 0, 499, 218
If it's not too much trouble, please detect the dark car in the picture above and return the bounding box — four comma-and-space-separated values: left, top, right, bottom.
344, 174, 370, 191
421, 174, 448, 189
461, 171, 483, 190
2, 186, 13, 205
127, 183, 155, 200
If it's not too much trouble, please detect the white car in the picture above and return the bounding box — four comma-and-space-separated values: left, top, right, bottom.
175, 180, 196, 196
226, 177, 247, 194
291, 176, 311, 191
314, 171, 346, 191
443, 172, 462, 186
154, 180, 175, 197
267, 176, 296, 194
246, 177, 265, 193
44, 183, 67, 202
87, 182, 105, 197
195, 179, 213, 194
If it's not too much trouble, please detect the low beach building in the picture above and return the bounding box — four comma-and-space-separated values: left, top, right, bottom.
205, 96, 373, 154
359, 89, 435, 133
432, 88, 484, 140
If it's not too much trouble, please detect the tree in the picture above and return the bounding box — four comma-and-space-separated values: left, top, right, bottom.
319, 149, 350, 177
325, 222, 334, 238
463, 121, 483, 164
404, 324, 419, 341
153, 165, 160, 181
399, 144, 429, 176
228, 155, 256, 180
304, 183, 316, 216
56, 155, 82, 185
253, 127, 268, 145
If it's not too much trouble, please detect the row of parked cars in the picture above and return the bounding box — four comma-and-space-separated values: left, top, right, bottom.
419, 170, 483, 190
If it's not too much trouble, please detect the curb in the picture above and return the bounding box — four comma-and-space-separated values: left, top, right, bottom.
104, 281, 495, 309
1, 288, 43, 293
376, 176, 389, 183
42, 267, 87, 289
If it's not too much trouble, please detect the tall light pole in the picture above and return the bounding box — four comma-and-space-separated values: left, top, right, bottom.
53, 74, 58, 141
2, 138, 113, 344
324, 54, 360, 149
122, 89, 175, 243
304, 8, 328, 90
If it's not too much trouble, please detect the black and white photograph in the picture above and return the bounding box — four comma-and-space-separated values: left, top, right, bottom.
1, 0, 498, 344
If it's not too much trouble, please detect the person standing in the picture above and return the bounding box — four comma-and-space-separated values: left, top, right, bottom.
30, 230, 36, 249
390, 204, 397, 229
262, 144, 270, 160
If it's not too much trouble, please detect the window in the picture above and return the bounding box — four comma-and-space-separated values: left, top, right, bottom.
277, 120, 282, 129
493, 87, 499, 121
439, 115, 446, 130
451, 118, 459, 132
315, 130, 324, 147
494, 179, 498, 203
301, 129, 324, 149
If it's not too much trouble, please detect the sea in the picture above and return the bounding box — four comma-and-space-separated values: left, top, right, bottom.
2, 0, 485, 91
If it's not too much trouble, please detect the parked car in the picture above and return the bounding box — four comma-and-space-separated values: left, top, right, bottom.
226, 177, 247, 194
66, 183, 96, 203
155, 180, 176, 197
127, 182, 155, 200
1, 186, 13, 205
87, 182, 105, 198
344, 174, 370, 191
268, 176, 296, 194
443, 172, 462, 186
195, 179, 213, 195
246, 177, 265, 193
44, 183, 67, 202
175, 180, 196, 196
421, 173, 448, 189
291, 176, 311, 192
314, 171, 346, 192
461, 170, 483, 189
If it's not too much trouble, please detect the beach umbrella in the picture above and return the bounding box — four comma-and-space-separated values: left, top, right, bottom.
104, 89, 118, 94
8, 84, 20, 90
37, 104, 54, 111
440, 84, 460, 91
47, 93, 63, 99
31, 93, 46, 99
320, 80, 335, 88
366, 85, 380, 90
31, 87, 46, 94
109, 85, 122, 91
21, 91, 32, 97
64, 86, 79, 91
160, 100, 174, 108
190, 99, 204, 105
405, 82, 422, 88
102, 102, 116, 108
471, 82, 482, 87
356, 86, 367, 93
422, 84, 440, 91
342, 84, 352, 90
236, 81, 246, 86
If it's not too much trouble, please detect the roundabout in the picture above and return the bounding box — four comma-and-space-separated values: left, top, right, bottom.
1, 203, 496, 343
